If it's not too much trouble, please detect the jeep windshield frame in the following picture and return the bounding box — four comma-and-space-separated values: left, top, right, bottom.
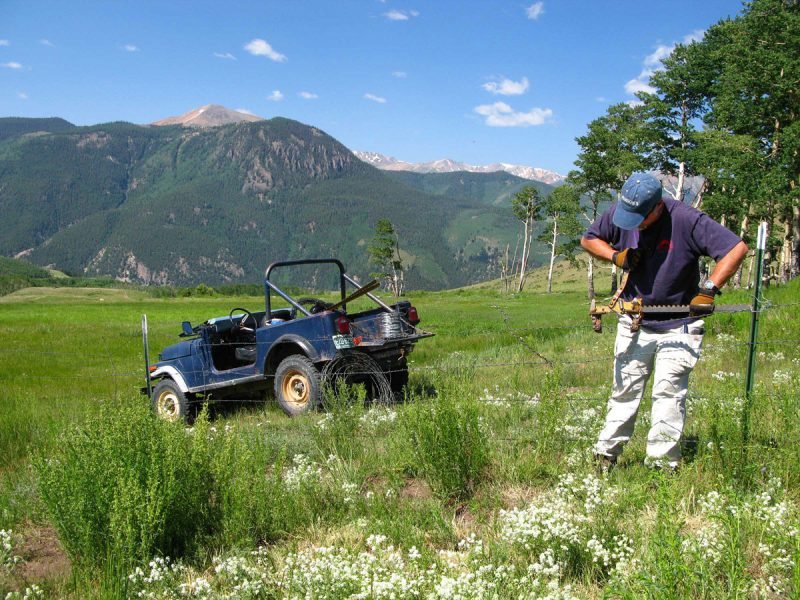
264, 258, 348, 319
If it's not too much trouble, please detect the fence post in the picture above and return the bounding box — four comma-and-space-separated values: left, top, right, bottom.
142, 314, 152, 398
741, 221, 767, 458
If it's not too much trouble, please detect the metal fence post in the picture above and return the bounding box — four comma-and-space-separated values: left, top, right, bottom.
741, 221, 767, 456
142, 314, 152, 398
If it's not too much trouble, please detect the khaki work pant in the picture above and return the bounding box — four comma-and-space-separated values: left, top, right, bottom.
594, 316, 704, 468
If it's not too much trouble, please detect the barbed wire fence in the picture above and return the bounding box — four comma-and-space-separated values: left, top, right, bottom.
3, 295, 797, 409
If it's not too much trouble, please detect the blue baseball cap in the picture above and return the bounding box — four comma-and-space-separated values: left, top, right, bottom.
613, 172, 663, 230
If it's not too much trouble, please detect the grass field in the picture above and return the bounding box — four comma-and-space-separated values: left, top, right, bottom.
0, 267, 798, 598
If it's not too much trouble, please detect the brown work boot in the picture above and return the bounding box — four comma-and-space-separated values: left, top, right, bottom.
644, 457, 679, 474
594, 453, 617, 473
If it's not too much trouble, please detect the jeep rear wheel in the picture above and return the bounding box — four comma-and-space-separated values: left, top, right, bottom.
275, 355, 321, 416
152, 379, 189, 423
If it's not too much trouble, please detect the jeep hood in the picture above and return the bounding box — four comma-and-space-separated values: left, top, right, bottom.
159, 340, 194, 361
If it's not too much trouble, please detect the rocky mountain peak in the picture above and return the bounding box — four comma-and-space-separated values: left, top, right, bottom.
152, 104, 264, 128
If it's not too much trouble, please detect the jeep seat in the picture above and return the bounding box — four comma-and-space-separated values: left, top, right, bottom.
234, 345, 258, 363
261, 307, 295, 327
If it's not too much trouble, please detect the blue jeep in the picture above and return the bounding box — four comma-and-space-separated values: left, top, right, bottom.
145, 259, 432, 421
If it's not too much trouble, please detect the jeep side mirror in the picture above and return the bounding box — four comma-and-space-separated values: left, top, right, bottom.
181, 321, 193, 336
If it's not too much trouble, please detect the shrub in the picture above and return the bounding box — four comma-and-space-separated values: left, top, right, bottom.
35, 399, 212, 578
396, 389, 489, 502
36, 397, 335, 586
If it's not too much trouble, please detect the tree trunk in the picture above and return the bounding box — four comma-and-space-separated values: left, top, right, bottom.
583, 198, 600, 299
732, 214, 749, 288
509, 236, 521, 292
546, 217, 558, 293
391, 236, 404, 296
793, 203, 800, 281
779, 219, 791, 284
692, 178, 707, 210
676, 160, 686, 202
517, 217, 531, 292
501, 244, 510, 293
744, 251, 755, 289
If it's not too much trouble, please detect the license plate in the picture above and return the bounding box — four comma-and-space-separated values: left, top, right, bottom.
332, 334, 355, 349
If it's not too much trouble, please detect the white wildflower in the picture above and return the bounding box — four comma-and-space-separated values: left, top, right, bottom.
283, 454, 322, 490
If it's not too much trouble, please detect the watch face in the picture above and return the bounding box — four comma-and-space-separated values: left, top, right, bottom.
703, 280, 715, 290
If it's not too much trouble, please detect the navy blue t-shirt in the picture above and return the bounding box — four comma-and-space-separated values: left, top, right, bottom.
585, 198, 742, 326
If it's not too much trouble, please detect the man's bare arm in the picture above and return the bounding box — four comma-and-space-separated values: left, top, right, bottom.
709, 241, 749, 289
580, 236, 616, 262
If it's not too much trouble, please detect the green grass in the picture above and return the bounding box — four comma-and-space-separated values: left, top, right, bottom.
0, 274, 798, 597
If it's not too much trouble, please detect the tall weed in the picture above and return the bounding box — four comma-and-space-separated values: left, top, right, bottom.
35, 398, 211, 579
210, 429, 293, 548
312, 382, 366, 462
396, 386, 489, 502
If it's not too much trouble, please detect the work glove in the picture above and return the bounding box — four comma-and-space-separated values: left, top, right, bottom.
611, 248, 641, 271
689, 291, 716, 315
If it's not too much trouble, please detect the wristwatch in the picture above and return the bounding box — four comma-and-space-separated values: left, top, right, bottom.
701, 279, 721, 296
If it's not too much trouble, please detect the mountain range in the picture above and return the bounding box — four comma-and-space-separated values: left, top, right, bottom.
0, 106, 557, 290
353, 151, 565, 185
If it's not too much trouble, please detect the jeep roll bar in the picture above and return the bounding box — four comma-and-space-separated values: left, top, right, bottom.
264, 259, 348, 319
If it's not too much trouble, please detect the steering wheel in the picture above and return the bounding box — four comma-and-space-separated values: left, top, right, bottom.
297, 297, 333, 315
230, 307, 257, 332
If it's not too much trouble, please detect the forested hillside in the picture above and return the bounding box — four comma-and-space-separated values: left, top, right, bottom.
0, 116, 76, 141
0, 118, 553, 289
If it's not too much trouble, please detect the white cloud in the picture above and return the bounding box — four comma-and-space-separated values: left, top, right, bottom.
483, 76, 529, 96
526, 2, 544, 20
244, 38, 287, 62
627, 29, 705, 98
214, 52, 236, 60
2, 62, 22, 69
625, 71, 656, 96
299, 91, 318, 99
683, 29, 705, 44
0, 40, 9, 46
123, 44, 139, 52
267, 90, 283, 101
384, 9, 419, 21
18, 92, 28, 99
364, 93, 387, 104
392, 70, 407, 78
625, 45, 665, 95
644, 45, 673, 69
474, 102, 552, 127
40, 39, 54, 47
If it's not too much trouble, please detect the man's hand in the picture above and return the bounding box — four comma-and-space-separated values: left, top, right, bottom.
611, 248, 641, 271
689, 291, 716, 315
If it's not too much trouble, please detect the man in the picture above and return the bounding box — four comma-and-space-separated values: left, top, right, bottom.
581, 172, 748, 470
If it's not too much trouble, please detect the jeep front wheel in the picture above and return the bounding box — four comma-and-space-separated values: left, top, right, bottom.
152, 379, 189, 423
274, 355, 321, 416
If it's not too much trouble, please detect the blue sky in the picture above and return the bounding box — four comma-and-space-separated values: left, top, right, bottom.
2, 1, 743, 175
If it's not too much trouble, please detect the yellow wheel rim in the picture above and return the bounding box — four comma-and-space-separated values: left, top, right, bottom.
281, 369, 310, 409
156, 389, 180, 422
